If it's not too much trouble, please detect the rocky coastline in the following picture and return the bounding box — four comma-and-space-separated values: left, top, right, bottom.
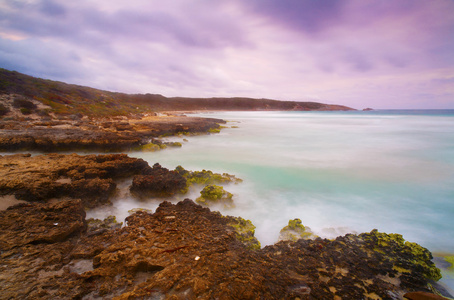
0, 152, 452, 299
0, 70, 452, 299
0, 113, 224, 152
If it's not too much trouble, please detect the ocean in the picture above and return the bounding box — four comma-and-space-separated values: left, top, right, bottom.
87, 109, 454, 290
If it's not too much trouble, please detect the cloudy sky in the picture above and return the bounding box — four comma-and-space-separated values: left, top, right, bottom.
1, 0, 454, 109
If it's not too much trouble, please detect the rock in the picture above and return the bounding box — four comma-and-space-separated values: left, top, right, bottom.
86, 215, 123, 236
0, 113, 225, 152
0, 199, 448, 299
223, 215, 261, 250
195, 184, 235, 208
130, 163, 187, 199
175, 165, 242, 193
278, 218, 317, 242
0, 199, 86, 250
127, 207, 153, 215
0, 153, 151, 208
404, 291, 450, 299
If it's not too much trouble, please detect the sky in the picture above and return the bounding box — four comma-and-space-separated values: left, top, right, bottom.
1, 0, 454, 109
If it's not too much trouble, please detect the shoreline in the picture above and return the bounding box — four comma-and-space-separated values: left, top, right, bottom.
0, 105, 453, 298
0, 112, 224, 152
0, 152, 452, 298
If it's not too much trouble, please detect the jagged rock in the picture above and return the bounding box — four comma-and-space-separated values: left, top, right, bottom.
130, 163, 187, 199
0, 199, 446, 299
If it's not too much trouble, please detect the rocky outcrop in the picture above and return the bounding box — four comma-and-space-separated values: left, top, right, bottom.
0, 153, 152, 207
195, 184, 234, 208
0, 115, 224, 152
130, 163, 187, 199
0, 198, 446, 299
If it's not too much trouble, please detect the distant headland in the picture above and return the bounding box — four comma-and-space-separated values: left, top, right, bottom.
0, 68, 354, 117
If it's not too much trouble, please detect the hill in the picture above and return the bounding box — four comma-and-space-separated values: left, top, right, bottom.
0, 68, 354, 117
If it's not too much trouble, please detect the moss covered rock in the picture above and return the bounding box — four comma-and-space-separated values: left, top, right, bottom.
127, 208, 153, 215
224, 216, 261, 250
278, 218, 317, 242
196, 185, 234, 209
87, 215, 123, 236
175, 165, 242, 193
361, 229, 442, 281
133, 142, 165, 152
208, 128, 220, 133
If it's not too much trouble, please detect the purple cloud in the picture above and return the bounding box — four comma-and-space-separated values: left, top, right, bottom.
240, 0, 345, 36
0, 0, 453, 108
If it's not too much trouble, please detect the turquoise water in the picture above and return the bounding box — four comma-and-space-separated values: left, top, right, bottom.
90, 110, 454, 290
130, 110, 454, 250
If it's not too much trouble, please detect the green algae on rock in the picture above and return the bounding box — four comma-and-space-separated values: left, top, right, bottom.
133, 141, 166, 152
223, 215, 261, 250
278, 218, 317, 242
361, 229, 442, 282
208, 127, 221, 133
127, 207, 153, 215
167, 141, 182, 147
175, 165, 242, 193
196, 184, 235, 209
87, 215, 122, 235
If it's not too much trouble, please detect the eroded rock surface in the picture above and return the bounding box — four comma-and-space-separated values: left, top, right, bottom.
0, 198, 445, 299
130, 163, 187, 199
0, 153, 151, 207
0, 115, 224, 152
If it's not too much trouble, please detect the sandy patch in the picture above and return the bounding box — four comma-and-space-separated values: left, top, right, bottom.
0, 195, 27, 210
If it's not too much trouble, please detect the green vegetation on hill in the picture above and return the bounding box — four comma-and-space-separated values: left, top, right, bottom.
0, 68, 354, 117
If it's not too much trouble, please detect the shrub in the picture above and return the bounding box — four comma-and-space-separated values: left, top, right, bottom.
13, 96, 37, 110
0, 103, 9, 116
20, 108, 32, 115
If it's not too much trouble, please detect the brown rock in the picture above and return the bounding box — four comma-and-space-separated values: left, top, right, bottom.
0, 153, 151, 207
0, 199, 448, 299
404, 291, 449, 300
0, 115, 224, 152
130, 163, 187, 199
0, 200, 86, 250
